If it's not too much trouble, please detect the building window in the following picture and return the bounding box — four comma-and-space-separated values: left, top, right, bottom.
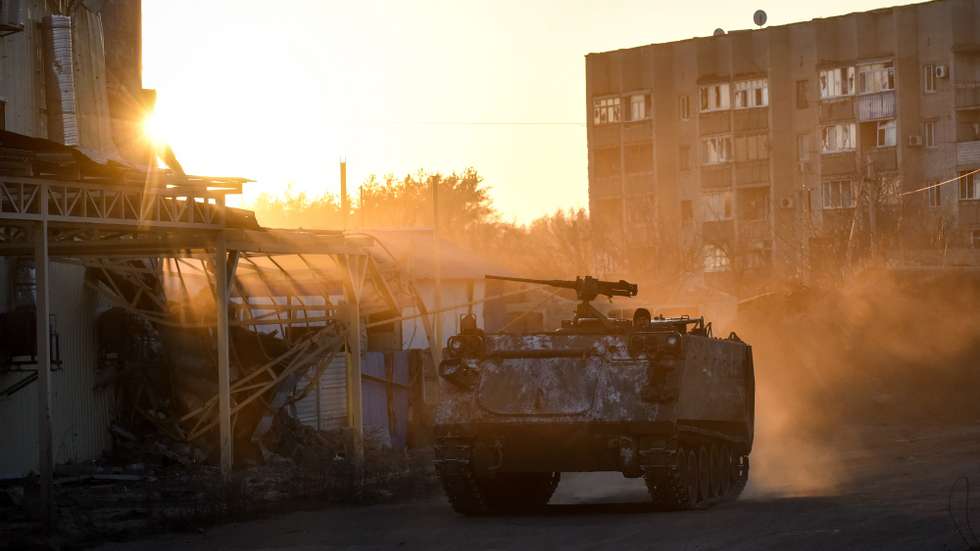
624, 143, 653, 173
679, 95, 691, 120
797, 133, 811, 161
699, 83, 730, 112
857, 61, 895, 95
819, 66, 855, 99
822, 179, 856, 209
701, 135, 733, 165
679, 145, 691, 171
738, 187, 770, 221
734, 79, 768, 109
594, 147, 621, 177
628, 93, 651, 121
923, 64, 936, 94
681, 200, 693, 225
973, 230, 980, 249
821, 123, 856, 153
703, 191, 734, 221
960, 171, 979, 200
928, 185, 941, 207
593, 96, 621, 125
796, 80, 809, 109
703, 243, 731, 273
735, 133, 769, 162
0, 100, 5, 131
923, 119, 937, 148
876, 119, 897, 147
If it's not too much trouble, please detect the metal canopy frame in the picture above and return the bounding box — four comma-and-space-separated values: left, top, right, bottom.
0, 171, 405, 526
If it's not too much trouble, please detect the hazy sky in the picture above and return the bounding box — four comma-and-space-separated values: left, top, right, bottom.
142, 0, 920, 224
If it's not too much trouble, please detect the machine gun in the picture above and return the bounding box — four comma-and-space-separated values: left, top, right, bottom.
485, 275, 638, 328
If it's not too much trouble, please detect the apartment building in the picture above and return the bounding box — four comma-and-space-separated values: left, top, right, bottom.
586, 0, 980, 291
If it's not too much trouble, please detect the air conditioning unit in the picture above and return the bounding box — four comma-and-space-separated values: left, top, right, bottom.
935, 65, 949, 79
779, 197, 794, 209
0, 0, 24, 33
908, 135, 923, 147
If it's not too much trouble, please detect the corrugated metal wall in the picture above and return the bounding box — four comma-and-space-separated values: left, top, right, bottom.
0, 262, 114, 479
292, 354, 348, 432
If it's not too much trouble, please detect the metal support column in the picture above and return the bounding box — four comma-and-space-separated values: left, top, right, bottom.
215, 233, 233, 476
35, 213, 53, 527
344, 255, 365, 467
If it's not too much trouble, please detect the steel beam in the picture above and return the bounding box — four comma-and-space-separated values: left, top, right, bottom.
215, 234, 233, 476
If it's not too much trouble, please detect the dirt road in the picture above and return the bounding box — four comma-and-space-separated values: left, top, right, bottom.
97, 422, 980, 551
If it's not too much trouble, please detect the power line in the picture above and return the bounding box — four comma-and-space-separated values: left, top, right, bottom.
899, 168, 980, 197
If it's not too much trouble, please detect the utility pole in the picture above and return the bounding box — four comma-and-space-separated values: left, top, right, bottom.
340, 160, 348, 230
34, 188, 53, 528
431, 178, 442, 366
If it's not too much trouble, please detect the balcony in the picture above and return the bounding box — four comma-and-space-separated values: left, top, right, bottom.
699, 111, 731, 135
866, 147, 898, 172
819, 97, 855, 123
956, 82, 980, 110
701, 164, 732, 190
957, 140, 980, 166
733, 109, 768, 132
624, 173, 654, 195
590, 176, 621, 199
857, 91, 896, 121
820, 151, 857, 176
735, 160, 769, 186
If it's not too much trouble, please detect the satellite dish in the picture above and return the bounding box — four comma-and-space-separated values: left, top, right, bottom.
753, 9, 767, 27
713, 28, 725, 36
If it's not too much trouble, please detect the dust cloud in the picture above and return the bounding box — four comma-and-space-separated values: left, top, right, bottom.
738, 268, 980, 497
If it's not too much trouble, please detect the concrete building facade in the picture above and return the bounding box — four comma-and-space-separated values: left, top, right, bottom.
586, 0, 980, 292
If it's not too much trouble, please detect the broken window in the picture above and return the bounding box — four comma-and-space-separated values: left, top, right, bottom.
928, 185, 941, 207
702, 243, 731, 273
923, 64, 937, 93
624, 143, 653, 173
594, 147, 621, 177
734, 79, 768, 109
699, 83, 730, 112
737, 188, 770, 221
923, 119, 937, 148
876, 119, 896, 147
819, 66, 856, 99
679, 95, 691, 120
822, 179, 856, 209
593, 96, 621, 125
821, 122, 856, 153
960, 171, 979, 200
701, 135, 733, 165
703, 191, 734, 221
797, 133, 811, 161
796, 80, 809, 109
735, 133, 769, 162
857, 61, 895, 95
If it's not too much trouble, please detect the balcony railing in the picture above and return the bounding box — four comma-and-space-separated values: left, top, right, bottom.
956, 81, 980, 109
957, 140, 980, 166
857, 91, 896, 121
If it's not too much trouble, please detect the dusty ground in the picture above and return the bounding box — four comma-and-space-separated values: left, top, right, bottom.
97, 422, 980, 551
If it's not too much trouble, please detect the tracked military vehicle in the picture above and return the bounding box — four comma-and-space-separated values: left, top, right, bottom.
433, 275, 754, 515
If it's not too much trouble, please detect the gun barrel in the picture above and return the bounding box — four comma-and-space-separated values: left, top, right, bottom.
484, 274, 577, 290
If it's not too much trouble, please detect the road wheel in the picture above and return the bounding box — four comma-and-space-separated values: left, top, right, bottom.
715, 445, 731, 497
698, 446, 711, 504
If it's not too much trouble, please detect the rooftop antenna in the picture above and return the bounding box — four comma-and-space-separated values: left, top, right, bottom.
753, 9, 768, 27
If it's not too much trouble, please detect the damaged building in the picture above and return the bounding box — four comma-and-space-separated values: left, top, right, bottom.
586, 0, 980, 293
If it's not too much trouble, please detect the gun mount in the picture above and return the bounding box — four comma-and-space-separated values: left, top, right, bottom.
485, 275, 638, 328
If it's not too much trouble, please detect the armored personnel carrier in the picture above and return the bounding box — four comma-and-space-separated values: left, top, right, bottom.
433, 275, 754, 514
